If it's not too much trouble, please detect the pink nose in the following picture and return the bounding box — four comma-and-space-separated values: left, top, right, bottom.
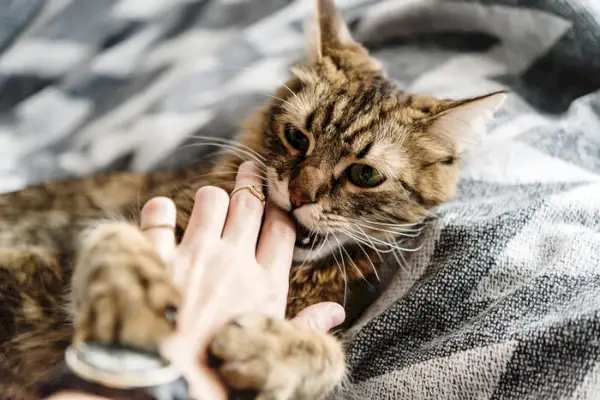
290, 190, 311, 209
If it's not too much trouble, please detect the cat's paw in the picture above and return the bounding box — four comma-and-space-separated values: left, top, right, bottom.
73, 226, 180, 350
208, 315, 346, 400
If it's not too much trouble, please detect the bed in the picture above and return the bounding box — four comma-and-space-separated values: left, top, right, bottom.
1, 0, 599, 398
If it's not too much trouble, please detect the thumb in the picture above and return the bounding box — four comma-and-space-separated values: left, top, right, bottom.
291, 302, 345, 332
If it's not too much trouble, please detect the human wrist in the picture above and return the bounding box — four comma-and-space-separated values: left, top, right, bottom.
38, 342, 189, 400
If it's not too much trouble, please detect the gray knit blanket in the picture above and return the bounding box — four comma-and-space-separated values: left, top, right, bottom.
1, 0, 599, 398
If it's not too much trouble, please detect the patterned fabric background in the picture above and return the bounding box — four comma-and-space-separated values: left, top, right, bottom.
1, 0, 599, 398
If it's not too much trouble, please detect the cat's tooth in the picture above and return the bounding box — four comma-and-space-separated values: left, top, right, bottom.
302, 237, 310, 245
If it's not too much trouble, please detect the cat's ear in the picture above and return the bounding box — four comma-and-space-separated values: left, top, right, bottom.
427, 91, 507, 153
305, 0, 356, 63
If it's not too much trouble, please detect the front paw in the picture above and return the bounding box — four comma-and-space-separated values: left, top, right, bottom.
209, 315, 346, 400
74, 257, 180, 350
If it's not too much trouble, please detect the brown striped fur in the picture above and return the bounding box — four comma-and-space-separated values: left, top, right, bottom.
0, 1, 505, 399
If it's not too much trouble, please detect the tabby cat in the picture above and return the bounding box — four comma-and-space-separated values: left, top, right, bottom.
0, 0, 505, 399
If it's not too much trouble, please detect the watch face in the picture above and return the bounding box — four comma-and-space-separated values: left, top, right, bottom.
66, 342, 183, 389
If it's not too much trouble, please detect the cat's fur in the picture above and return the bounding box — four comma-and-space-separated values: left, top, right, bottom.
0, 0, 505, 399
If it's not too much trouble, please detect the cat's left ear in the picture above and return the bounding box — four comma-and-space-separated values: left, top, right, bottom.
305, 0, 357, 63
427, 91, 507, 153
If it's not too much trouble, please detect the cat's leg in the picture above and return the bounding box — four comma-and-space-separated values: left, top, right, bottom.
0, 247, 65, 338
71, 221, 180, 349
208, 315, 346, 400
0, 247, 72, 393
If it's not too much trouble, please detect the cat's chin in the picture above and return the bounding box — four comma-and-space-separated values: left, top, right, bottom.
292, 230, 354, 263
291, 216, 330, 262
293, 244, 331, 263
294, 223, 327, 248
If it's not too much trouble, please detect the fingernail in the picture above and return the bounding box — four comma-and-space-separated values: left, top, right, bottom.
142, 197, 176, 220
319, 303, 345, 331
329, 303, 346, 328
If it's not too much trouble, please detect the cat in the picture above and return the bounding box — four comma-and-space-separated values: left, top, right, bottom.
0, 0, 506, 399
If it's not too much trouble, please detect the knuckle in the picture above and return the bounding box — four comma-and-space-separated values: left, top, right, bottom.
231, 191, 263, 213
238, 160, 259, 177
195, 186, 229, 205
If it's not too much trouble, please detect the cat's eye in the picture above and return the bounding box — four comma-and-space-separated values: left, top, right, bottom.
284, 125, 310, 152
347, 164, 386, 188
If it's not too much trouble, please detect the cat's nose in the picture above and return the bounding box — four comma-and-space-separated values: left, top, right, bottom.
290, 190, 312, 209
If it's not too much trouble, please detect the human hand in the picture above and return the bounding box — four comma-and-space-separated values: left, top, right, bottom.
140, 161, 345, 399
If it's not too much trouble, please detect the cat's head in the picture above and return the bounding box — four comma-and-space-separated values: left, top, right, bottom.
256, 0, 505, 262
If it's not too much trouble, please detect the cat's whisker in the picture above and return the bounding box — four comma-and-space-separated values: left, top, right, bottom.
390, 245, 411, 275
373, 237, 423, 253
280, 82, 299, 101
215, 63, 300, 102
352, 224, 396, 254
326, 230, 347, 309
188, 135, 265, 157
348, 217, 424, 229
188, 135, 266, 161
396, 244, 414, 276
215, 158, 265, 175
182, 179, 268, 189
350, 221, 423, 237
394, 238, 426, 253
216, 63, 310, 114
339, 227, 380, 283
260, 94, 301, 114
176, 162, 269, 184
182, 141, 267, 168
332, 232, 371, 287
313, 231, 330, 260
183, 140, 264, 166
337, 244, 349, 309
299, 225, 320, 268
344, 226, 417, 277
169, 147, 232, 169
381, 232, 411, 274
419, 208, 440, 220
341, 227, 395, 260
181, 138, 247, 159
342, 230, 389, 255
179, 144, 255, 168
185, 170, 268, 182
351, 224, 424, 253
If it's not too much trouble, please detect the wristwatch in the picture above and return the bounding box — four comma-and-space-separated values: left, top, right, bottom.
38, 342, 190, 400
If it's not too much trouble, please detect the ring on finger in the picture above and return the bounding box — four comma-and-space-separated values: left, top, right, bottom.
229, 185, 266, 204
140, 223, 176, 232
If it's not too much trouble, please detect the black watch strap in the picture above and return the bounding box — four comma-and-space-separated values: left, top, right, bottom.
38, 342, 190, 400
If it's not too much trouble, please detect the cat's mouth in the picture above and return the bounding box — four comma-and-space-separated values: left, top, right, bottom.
293, 219, 327, 249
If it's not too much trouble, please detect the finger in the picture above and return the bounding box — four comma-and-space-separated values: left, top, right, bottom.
221, 161, 266, 247
45, 393, 111, 400
189, 366, 227, 400
291, 302, 346, 332
180, 186, 230, 249
140, 197, 177, 262
257, 202, 295, 294
176, 187, 229, 288
161, 336, 227, 400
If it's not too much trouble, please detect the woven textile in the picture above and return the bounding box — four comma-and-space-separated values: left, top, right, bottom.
1, 0, 599, 398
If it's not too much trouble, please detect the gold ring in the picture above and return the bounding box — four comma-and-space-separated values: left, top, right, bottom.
230, 185, 266, 203
140, 223, 176, 232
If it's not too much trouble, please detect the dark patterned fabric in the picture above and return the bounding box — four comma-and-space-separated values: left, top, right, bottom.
1, 0, 599, 398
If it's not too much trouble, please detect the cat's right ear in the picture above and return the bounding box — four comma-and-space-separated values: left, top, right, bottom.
304, 0, 356, 63
427, 91, 507, 153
